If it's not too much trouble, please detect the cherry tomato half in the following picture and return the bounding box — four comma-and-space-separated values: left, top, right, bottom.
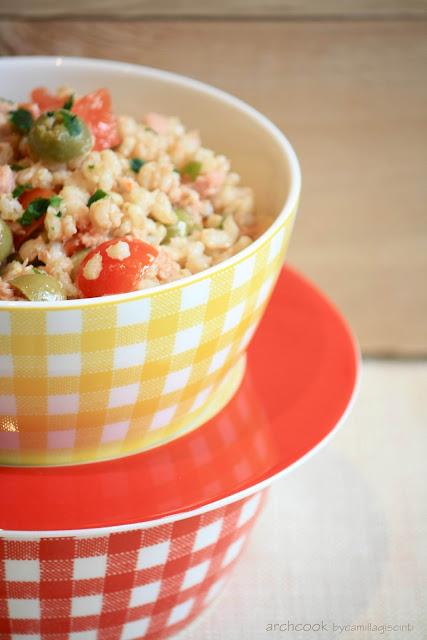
76, 238, 158, 298
31, 87, 121, 152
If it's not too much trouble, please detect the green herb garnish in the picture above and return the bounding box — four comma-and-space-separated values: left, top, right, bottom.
19, 195, 62, 226
9, 108, 34, 134
129, 158, 145, 173
62, 94, 74, 110
10, 163, 24, 172
145, 126, 157, 134
87, 189, 108, 207
12, 183, 32, 199
56, 211, 62, 218
181, 161, 202, 181
19, 198, 50, 226
49, 196, 62, 208
60, 110, 82, 137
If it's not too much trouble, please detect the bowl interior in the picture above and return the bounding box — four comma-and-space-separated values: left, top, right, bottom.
1, 57, 294, 230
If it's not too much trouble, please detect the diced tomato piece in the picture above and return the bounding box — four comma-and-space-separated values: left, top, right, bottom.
19, 187, 55, 211
73, 89, 121, 151
13, 187, 55, 249
76, 238, 158, 298
31, 87, 64, 111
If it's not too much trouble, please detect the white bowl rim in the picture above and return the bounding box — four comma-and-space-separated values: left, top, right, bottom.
0, 349, 360, 538
0, 55, 301, 309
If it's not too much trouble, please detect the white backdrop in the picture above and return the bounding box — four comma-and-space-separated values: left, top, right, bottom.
185, 361, 427, 639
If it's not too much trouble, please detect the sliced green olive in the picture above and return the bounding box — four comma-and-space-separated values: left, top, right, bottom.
164, 208, 196, 243
0, 219, 14, 263
28, 109, 92, 162
11, 271, 66, 302
70, 248, 90, 278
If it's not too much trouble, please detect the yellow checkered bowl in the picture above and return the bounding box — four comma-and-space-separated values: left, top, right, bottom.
0, 57, 301, 465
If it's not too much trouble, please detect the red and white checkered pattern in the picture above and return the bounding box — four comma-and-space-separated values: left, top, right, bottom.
0, 491, 265, 639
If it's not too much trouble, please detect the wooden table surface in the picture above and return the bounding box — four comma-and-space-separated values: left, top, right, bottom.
1, 9, 426, 357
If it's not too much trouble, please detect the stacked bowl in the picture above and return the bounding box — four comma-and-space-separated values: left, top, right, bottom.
0, 57, 358, 639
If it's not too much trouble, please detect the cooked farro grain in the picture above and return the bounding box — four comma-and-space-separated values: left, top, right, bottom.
0, 86, 258, 300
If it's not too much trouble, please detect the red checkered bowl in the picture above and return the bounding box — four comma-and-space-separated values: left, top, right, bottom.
0, 490, 266, 640
0, 371, 271, 639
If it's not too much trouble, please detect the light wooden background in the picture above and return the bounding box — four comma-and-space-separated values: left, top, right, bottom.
1, 3, 426, 357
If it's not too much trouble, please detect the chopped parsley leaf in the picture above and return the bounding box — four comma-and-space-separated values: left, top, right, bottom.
88, 164, 95, 170
10, 163, 24, 172
60, 110, 82, 137
129, 158, 145, 173
12, 183, 32, 199
49, 196, 62, 208
62, 94, 74, 110
56, 211, 62, 218
181, 161, 202, 181
145, 126, 157, 134
19, 198, 51, 226
9, 108, 33, 134
87, 189, 108, 207
19, 195, 63, 226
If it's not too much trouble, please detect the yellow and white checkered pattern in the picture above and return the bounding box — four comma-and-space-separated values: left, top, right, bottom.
0, 208, 296, 465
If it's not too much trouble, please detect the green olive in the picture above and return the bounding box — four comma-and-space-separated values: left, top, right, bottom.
11, 271, 66, 302
70, 248, 90, 278
28, 109, 92, 162
0, 219, 13, 263
164, 208, 196, 243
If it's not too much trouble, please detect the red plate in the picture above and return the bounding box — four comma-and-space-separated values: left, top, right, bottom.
0, 267, 359, 532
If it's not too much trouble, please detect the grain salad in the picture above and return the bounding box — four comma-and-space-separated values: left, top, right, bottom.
0, 86, 257, 301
